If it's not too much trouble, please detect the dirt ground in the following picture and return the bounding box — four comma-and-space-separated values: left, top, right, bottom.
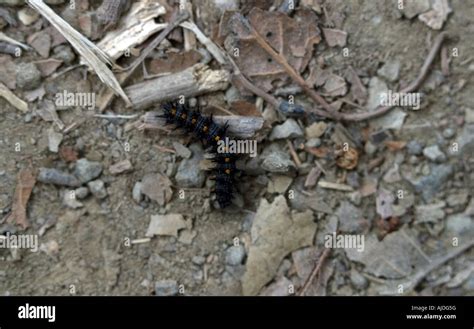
0, 0, 473, 296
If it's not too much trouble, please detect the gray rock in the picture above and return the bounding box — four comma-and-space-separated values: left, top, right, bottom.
192, 256, 206, 265
408, 164, 453, 202
15, 62, 41, 90
261, 152, 295, 173
87, 180, 107, 199
367, 77, 388, 111
407, 140, 424, 155
446, 214, 473, 236
424, 70, 445, 92
401, 0, 430, 19
154, 280, 178, 296
269, 119, 304, 140
305, 138, 321, 148
225, 86, 241, 104
225, 245, 246, 266
53, 45, 75, 64
350, 269, 369, 290
377, 59, 401, 82
465, 108, 474, 124
175, 143, 206, 187
442, 127, 456, 139
74, 187, 89, 199
335, 201, 368, 233
38, 168, 80, 187
453, 124, 474, 157
74, 159, 103, 184
423, 145, 446, 162
132, 182, 143, 204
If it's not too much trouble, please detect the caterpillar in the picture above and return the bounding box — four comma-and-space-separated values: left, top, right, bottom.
160, 101, 238, 208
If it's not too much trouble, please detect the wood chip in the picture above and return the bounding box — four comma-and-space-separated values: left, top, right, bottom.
5, 167, 36, 230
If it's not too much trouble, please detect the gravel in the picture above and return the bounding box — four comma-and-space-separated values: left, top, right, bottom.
74, 159, 103, 184
423, 145, 446, 162
225, 245, 246, 266
15, 62, 41, 90
87, 180, 107, 199
154, 280, 178, 296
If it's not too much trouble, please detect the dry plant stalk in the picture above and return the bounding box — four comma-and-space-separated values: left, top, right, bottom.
0, 82, 28, 112
125, 63, 229, 110
95, 0, 167, 61
26, 0, 131, 106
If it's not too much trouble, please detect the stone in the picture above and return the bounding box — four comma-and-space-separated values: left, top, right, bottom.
15, 62, 41, 90
132, 182, 143, 204
261, 152, 295, 173
407, 140, 424, 155
53, 45, 76, 64
423, 145, 446, 162
370, 108, 407, 131
175, 143, 206, 187
141, 173, 173, 206
146, 214, 187, 238
47, 128, 63, 153
465, 108, 474, 123
225, 245, 246, 266
87, 180, 107, 199
334, 201, 368, 233
38, 168, 80, 187
74, 159, 103, 184
109, 159, 133, 175
154, 280, 178, 296
377, 59, 401, 82
407, 164, 453, 202
350, 269, 369, 290
74, 187, 89, 199
305, 121, 327, 138
267, 175, 293, 194
172, 142, 191, 159
445, 214, 473, 236
269, 119, 303, 140
415, 201, 446, 223
305, 138, 321, 148
367, 77, 388, 111
401, 0, 430, 19
261, 276, 293, 296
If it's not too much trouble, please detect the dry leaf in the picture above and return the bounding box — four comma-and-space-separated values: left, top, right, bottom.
229, 100, 261, 117
335, 145, 359, 170
322, 28, 347, 47
5, 167, 36, 230
384, 140, 407, 151
221, 8, 321, 91
149, 50, 202, 75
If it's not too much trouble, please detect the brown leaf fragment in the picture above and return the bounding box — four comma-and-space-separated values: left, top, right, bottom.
58, 146, 78, 163
5, 167, 36, 230
34, 59, 63, 77
229, 100, 261, 117
384, 140, 407, 151
322, 28, 347, 47
148, 50, 202, 75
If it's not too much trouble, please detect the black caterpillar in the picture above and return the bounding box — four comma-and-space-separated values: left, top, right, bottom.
160, 101, 238, 208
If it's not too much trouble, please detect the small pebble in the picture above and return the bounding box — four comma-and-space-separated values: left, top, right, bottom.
87, 180, 107, 199
225, 245, 246, 266
154, 280, 178, 296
